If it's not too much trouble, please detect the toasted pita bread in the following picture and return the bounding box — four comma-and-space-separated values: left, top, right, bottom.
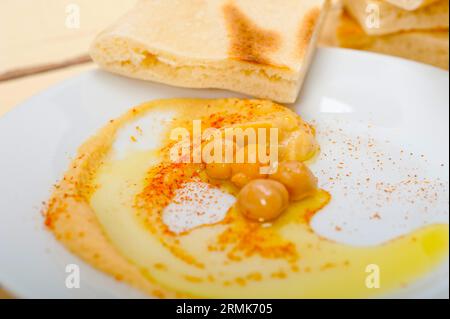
336, 12, 449, 69
385, 0, 441, 11
343, 0, 448, 35
90, 0, 330, 103
319, 0, 343, 46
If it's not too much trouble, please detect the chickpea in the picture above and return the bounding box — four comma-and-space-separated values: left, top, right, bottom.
231, 162, 266, 186
237, 179, 290, 222
280, 130, 318, 162
270, 161, 318, 201
231, 144, 267, 187
206, 163, 232, 180
231, 172, 252, 188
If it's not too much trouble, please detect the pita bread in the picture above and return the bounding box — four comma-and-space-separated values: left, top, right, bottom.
336, 12, 449, 69
343, 0, 448, 35
385, 0, 441, 11
90, 0, 330, 103
319, 0, 343, 46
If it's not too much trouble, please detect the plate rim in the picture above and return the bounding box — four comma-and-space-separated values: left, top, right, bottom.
0, 47, 448, 298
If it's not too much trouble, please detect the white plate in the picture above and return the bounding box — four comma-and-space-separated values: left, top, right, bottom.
0, 48, 448, 298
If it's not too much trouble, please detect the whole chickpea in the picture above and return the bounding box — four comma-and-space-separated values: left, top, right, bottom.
206, 163, 232, 180
237, 179, 290, 222
270, 161, 318, 201
231, 144, 267, 187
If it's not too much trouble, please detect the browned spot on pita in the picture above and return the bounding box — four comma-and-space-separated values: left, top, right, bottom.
297, 7, 321, 59
223, 2, 280, 65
